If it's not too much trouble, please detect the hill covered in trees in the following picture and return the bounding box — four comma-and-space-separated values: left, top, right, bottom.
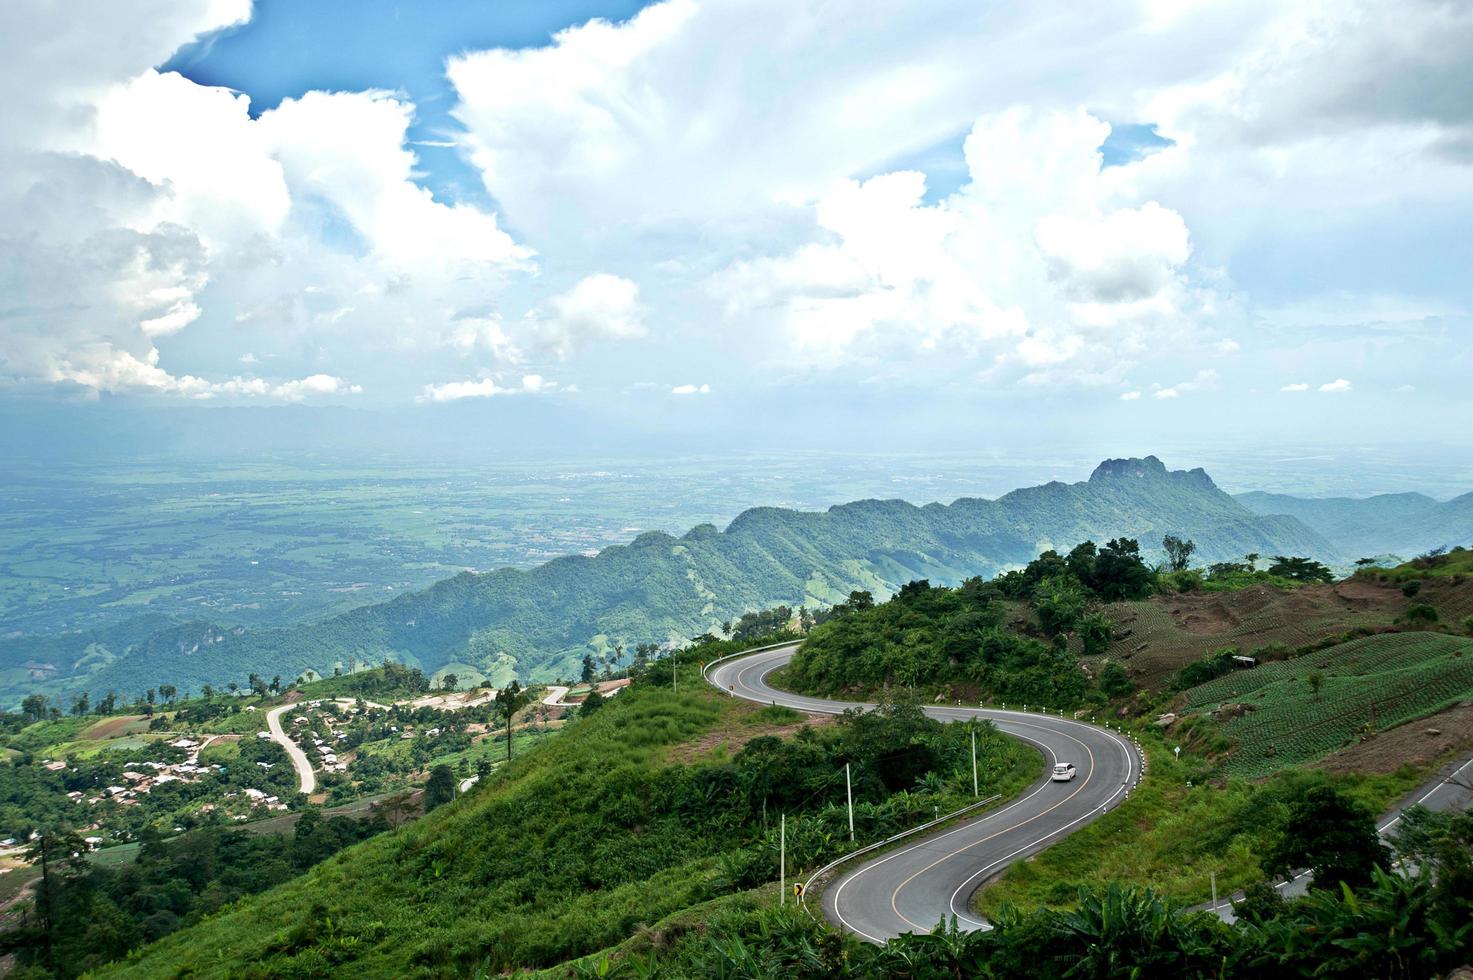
1236, 488, 1473, 558
6, 457, 1339, 706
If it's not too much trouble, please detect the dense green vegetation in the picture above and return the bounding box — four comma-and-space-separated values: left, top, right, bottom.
4, 456, 1338, 708
788, 538, 1172, 705
4, 811, 387, 977
93, 655, 1036, 978
787, 580, 1094, 706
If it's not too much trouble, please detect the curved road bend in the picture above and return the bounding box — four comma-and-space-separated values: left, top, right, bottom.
707, 644, 1142, 943
265, 702, 317, 795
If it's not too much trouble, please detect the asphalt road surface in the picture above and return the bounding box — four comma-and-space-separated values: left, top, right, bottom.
265, 702, 316, 795
706, 644, 1143, 942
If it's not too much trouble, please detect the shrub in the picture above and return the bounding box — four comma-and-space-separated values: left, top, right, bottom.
1402, 603, 1439, 625
1402, 580, 1423, 597
1099, 662, 1135, 699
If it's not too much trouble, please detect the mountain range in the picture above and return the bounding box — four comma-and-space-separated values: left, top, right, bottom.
1236, 489, 1473, 559
0, 455, 1420, 705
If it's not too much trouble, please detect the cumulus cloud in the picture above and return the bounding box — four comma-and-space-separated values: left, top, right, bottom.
1120, 390, 1142, 401
1320, 378, 1353, 392
1281, 382, 1310, 392
5, 0, 1469, 411
531, 274, 646, 358
670, 383, 710, 395
708, 109, 1204, 382
0, 1, 532, 402
419, 373, 559, 402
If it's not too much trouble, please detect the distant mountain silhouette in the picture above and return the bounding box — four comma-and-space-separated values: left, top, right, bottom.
3, 456, 1342, 702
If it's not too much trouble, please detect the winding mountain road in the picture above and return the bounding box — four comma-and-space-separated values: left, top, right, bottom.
706, 644, 1143, 942
265, 702, 316, 795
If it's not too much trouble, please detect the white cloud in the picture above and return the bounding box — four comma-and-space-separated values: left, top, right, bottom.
531, 273, 646, 358
1154, 388, 1179, 400
419, 373, 560, 402
0, 4, 535, 401
3, 0, 1469, 416
712, 109, 1205, 382
1281, 382, 1310, 392
671, 383, 710, 395
1319, 378, 1353, 392
1120, 390, 1142, 400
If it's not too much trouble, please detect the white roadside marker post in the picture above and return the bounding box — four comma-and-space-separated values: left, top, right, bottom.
779, 813, 786, 906
971, 729, 979, 797
846, 763, 855, 842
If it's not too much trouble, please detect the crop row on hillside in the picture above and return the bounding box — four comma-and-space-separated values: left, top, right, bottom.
1183, 632, 1470, 712
1178, 632, 1473, 777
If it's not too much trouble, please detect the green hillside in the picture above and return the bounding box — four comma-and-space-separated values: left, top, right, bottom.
1236, 489, 1473, 558
7, 457, 1338, 705
93, 656, 1036, 978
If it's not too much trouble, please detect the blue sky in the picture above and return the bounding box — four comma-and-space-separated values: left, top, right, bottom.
1, 0, 1470, 455
164, 0, 649, 210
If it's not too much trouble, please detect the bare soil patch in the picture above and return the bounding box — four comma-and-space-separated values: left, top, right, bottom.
1313, 701, 1473, 776
82, 715, 149, 740
1104, 578, 1438, 689
664, 701, 835, 764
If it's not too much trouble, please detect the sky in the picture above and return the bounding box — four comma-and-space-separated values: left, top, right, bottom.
1, 0, 1471, 457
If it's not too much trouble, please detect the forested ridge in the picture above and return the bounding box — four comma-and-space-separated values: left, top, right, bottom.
5, 457, 1336, 705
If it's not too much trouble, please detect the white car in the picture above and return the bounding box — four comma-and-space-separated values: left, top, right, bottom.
1051, 762, 1077, 782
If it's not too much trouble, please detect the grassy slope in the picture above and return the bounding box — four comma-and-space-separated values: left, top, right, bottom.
101, 681, 735, 978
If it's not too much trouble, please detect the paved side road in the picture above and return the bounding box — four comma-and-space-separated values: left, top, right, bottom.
1206, 748, 1473, 921
265, 702, 316, 795
706, 644, 1143, 943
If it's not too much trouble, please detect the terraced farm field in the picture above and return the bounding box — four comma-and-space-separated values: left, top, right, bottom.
1180, 632, 1473, 778
1104, 579, 1414, 687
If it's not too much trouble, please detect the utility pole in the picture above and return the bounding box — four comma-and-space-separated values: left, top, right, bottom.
971, 729, 979, 797
779, 812, 786, 906
846, 763, 854, 841
1211, 872, 1218, 913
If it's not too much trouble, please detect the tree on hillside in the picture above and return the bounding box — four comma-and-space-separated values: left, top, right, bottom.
580, 688, 606, 717
441, 673, 458, 692
495, 680, 530, 764
1266, 785, 1387, 891
1245, 552, 1260, 570
1162, 535, 1197, 573
21, 694, 47, 722
1267, 556, 1335, 583
1034, 576, 1087, 641
424, 765, 456, 811
581, 654, 596, 684
70, 693, 88, 716
26, 829, 86, 969
159, 684, 176, 703
1093, 538, 1154, 600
